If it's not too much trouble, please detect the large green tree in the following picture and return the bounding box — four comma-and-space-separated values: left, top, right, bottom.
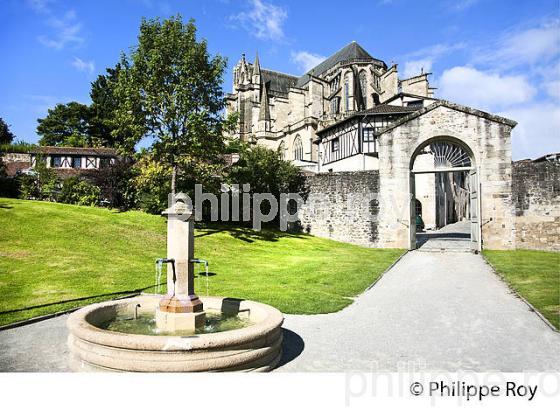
89, 64, 140, 151
113, 15, 232, 193
0, 118, 15, 144
36, 102, 92, 147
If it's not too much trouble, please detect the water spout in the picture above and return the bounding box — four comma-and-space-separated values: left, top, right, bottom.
134, 304, 141, 320
191, 259, 209, 296
155, 258, 176, 295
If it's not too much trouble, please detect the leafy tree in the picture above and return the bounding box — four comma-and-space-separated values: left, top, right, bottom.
89, 64, 140, 152
0, 118, 15, 144
227, 145, 307, 225
37, 102, 92, 147
113, 15, 233, 193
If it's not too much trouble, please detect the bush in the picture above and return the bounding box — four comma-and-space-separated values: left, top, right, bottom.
17, 158, 59, 201
92, 157, 136, 210
132, 155, 171, 214
0, 177, 19, 198
59, 177, 100, 206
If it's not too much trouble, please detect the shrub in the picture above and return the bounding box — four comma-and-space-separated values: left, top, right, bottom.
16, 157, 59, 201
59, 177, 100, 206
132, 155, 171, 214
0, 177, 20, 198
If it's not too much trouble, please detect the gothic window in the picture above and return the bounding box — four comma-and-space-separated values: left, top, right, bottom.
330, 74, 340, 93
293, 136, 303, 160
330, 97, 340, 115
359, 70, 367, 108
344, 73, 351, 112
278, 141, 286, 160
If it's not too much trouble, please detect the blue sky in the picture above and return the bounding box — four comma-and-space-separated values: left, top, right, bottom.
1, 0, 558, 159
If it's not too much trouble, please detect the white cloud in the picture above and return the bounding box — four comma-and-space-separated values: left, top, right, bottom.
27, 0, 51, 13
476, 19, 560, 68
448, 0, 479, 11
71, 57, 95, 75
500, 104, 560, 160
232, 0, 287, 42
291, 51, 325, 73
401, 42, 465, 78
28, 1, 85, 50
402, 59, 432, 79
438, 66, 536, 111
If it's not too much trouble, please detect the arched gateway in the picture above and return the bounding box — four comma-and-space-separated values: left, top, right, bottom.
374, 101, 517, 251
409, 138, 480, 251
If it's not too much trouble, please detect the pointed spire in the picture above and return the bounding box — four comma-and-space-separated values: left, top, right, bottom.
253, 51, 261, 76
259, 81, 271, 122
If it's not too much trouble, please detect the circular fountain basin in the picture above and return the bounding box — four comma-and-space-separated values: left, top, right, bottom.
67, 295, 284, 372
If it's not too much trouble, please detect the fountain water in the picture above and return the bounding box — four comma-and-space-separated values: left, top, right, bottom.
66, 198, 284, 372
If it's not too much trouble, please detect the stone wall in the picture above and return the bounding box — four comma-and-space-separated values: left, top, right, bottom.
298, 171, 380, 246
512, 161, 560, 251
1, 152, 31, 176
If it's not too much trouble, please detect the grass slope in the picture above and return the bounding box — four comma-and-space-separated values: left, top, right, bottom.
0, 198, 404, 325
484, 250, 560, 330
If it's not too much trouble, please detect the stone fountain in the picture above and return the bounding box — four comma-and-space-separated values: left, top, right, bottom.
67, 199, 284, 372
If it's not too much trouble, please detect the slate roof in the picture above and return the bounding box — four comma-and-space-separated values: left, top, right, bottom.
295, 42, 385, 87
261, 69, 298, 95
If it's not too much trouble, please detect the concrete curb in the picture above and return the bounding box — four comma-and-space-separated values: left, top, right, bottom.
0, 293, 141, 332
481, 254, 559, 334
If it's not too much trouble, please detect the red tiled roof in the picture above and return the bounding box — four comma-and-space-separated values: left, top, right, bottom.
31, 146, 118, 157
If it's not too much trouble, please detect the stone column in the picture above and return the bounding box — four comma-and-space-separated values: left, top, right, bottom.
156, 202, 205, 332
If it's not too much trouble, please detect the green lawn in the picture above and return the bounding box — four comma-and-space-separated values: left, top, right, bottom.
484, 250, 560, 330
0, 198, 404, 325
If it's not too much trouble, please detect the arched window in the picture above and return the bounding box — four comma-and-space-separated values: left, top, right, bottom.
359, 70, 367, 108
344, 72, 351, 112
278, 141, 286, 160
293, 135, 303, 160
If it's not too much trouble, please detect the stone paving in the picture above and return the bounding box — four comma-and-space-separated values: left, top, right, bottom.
416, 220, 472, 252
1, 250, 559, 372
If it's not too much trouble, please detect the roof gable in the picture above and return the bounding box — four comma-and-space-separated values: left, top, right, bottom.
377, 100, 517, 135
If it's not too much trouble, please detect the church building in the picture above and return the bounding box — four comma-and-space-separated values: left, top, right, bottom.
226, 41, 436, 173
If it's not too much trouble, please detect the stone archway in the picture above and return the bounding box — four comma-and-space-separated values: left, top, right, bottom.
408, 137, 480, 252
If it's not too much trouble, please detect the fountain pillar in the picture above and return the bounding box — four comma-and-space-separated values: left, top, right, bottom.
155, 201, 205, 333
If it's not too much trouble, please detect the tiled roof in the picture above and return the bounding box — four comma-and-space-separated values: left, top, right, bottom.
31, 146, 118, 157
